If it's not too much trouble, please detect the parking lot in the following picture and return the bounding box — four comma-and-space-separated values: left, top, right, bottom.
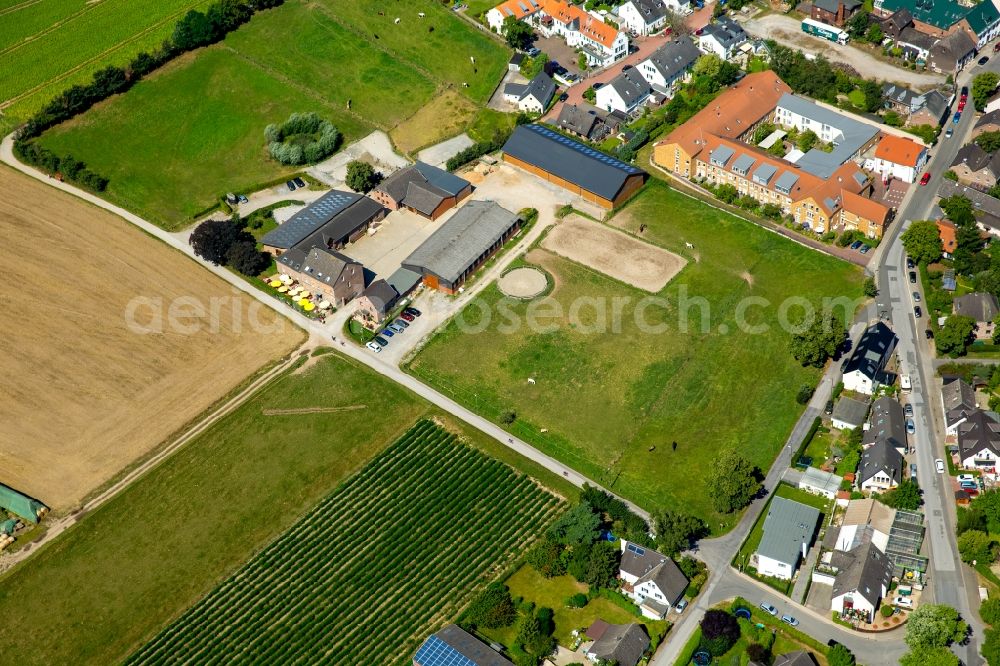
532, 34, 585, 76
348, 208, 446, 280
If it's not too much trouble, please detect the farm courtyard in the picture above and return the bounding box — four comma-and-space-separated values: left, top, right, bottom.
407, 182, 863, 527
34, 0, 509, 228
0, 352, 574, 666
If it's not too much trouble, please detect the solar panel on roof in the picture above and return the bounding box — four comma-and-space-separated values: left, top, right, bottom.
414, 636, 477, 666
626, 543, 645, 555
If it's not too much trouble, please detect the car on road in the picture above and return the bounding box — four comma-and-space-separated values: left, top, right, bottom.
913, 305, 922, 318
373, 335, 389, 346
694, 26, 704, 35
906, 418, 915, 434
905, 403, 914, 417
781, 615, 800, 627
366, 341, 381, 353
825, 400, 834, 415
404, 307, 422, 317
980, 55, 990, 66
911, 463, 918, 476
945, 126, 954, 139
286, 180, 297, 191
674, 599, 689, 614
925, 328, 934, 339
958, 100, 966, 112
936, 458, 945, 473
860, 244, 870, 254
909, 271, 917, 283
850, 240, 864, 250
237, 194, 248, 204
760, 602, 778, 616
961, 85, 969, 100
293, 177, 306, 189
592, 81, 603, 90
400, 312, 415, 322
920, 171, 931, 185
954, 111, 962, 124
912, 291, 920, 302
558, 92, 568, 102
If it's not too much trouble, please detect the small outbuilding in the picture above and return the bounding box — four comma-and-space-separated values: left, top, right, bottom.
832, 397, 869, 431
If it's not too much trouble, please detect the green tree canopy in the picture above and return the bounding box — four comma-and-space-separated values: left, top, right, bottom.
797, 129, 819, 152
905, 604, 968, 650
345, 161, 381, 193
983, 626, 1000, 665
958, 529, 997, 565
900, 646, 959, 666
940, 195, 976, 227
548, 503, 600, 545
502, 15, 533, 50
935, 315, 975, 358
790, 311, 846, 368
584, 541, 620, 589
652, 509, 706, 557
974, 71, 1000, 111
711, 449, 760, 513
901, 220, 943, 265
982, 597, 1000, 625
879, 478, 921, 510
519, 52, 548, 79
465, 582, 517, 629
827, 643, 856, 666
978, 131, 1000, 153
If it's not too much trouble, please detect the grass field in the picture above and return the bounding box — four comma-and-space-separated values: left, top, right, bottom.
34, 0, 509, 228
0, 0, 214, 133
0, 165, 299, 510
0, 352, 574, 666
407, 182, 862, 527
127, 419, 560, 665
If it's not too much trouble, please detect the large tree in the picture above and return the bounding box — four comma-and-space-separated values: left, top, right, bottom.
547, 503, 600, 545
879, 478, 921, 510
790, 312, 846, 368
827, 643, 856, 666
584, 541, 620, 589
526, 537, 566, 577
935, 315, 975, 358
700, 610, 740, 656
958, 529, 997, 565
345, 160, 381, 193
900, 647, 959, 666
190, 219, 245, 265
465, 582, 517, 629
940, 195, 976, 227
711, 448, 760, 513
901, 220, 943, 265
979, 131, 1000, 154
652, 509, 705, 557
974, 71, 1000, 111
226, 239, 269, 277
502, 15, 533, 50
905, 604, 968, 650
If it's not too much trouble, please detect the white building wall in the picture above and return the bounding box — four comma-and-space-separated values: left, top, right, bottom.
596, 85, 631, 113
842, 370, 875, 395
756, 553, 794, 580
487, 8, 505, 32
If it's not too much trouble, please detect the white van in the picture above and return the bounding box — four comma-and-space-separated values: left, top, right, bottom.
936, 459, 945, 473
901, 375, 912, 392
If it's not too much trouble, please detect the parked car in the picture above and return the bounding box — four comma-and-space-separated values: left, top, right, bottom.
961, 85, 969, 99
913, 305, 922, 318
906, 257, 915, 269
961, 481, 979, 490
781, 615, 800, 627
945, 126, 954, 138
400, 312, 415, 322
958, 474, 976, 483
936, 458, 945, 473
954, 112, 962, 124
894, 596, 914, 609
293, 177, 306, 188
404, 307, 422, 317
920, 171, 931, 185
980, 55, 990, 66
825, 400, 834, 415
525, 46, 540, 57
760, 602, 778, 616
912, 291, 921, 302
286, 180, 297, 191
374, 335, 389, 346
850, 240, 864, 250
674, 599, 689, 614
860, 244, 871, 254
910, 463, 918, 476
366, 341, 381, 353
381, 328, 394, 338
925, 328, 934, 339
394, 318, 409, 328
389, 322, 405, 333
906, 418, 915, 434
904, 403, 914, 417
237, 194, 248, 204
909, 271, 917, 283
958, 100, 966, 112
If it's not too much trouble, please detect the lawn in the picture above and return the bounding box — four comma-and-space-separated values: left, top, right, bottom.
0, 351, 575, 666
127, 420, 560, 666
483, 566, 666, 648
407, 182, 862, 527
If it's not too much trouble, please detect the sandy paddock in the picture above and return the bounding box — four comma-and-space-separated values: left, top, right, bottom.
540, 215, 686, 292
498, 267, 548, 298
0, 168, 301, 510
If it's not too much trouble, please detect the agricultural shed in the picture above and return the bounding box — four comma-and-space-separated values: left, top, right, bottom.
414, 624, 512, 666
0, 483, 46, 524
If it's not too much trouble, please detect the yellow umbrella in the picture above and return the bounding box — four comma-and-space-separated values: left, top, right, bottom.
277, 286, 289, 293
268, 280, 282, 288
304, 302, 315, 312
299, 290, 311, 298
298, 298, 309, 307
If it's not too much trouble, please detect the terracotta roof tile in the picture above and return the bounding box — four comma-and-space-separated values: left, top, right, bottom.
874, 134, 925, 167
541, 0, 620, 48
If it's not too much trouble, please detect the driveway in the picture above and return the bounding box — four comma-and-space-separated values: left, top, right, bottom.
739, 14, 946, 89
349, 208, 443, 279
309, 130, 410, 187
416, 133, 475, 168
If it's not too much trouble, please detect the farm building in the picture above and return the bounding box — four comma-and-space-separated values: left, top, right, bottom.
798, 467, 843, 499
355, 279, 399, 326
276, 247, 365, 307
402, 201, 522, 294
501, 124, 647, 208
370, 162, 472, 220
0, 483, 47, 524
260, 190, 386, 255
414, 624, 512, 666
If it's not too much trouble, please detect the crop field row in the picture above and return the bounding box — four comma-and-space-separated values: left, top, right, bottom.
126, 419, 560, 666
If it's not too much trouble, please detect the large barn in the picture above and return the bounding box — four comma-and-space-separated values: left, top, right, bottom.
501, 124, 647, 209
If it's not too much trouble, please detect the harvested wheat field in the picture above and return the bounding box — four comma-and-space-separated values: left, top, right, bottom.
0, 168, 303, 510
541, 215, 686, 292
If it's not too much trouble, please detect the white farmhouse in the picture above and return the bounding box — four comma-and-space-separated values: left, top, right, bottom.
618, 540, 688, 619
596, 68, 650, 114
534, 0, 629, 67
487, 0, 542, 33
616, 0, 668, 36
502, 72, 556, 113
697, 16, 747, 60
870, 134, 928, 184
840, 322, 896, 395
753, 497, 820, 581
637, 39, 700, 98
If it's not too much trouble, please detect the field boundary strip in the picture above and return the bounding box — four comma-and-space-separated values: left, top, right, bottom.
1, 1, 108, 58
0, 0, 44, 19
261, 405, 366, 415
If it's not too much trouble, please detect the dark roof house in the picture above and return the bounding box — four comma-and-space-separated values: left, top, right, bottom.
701, 15, 747, 51
414, 624, 512, 666
929, 29, 977, 73
954, 292, 1000, 323
841, 322, 897, 392
555, 104, 601, 138
833, 396, 870, 430
503, 71, 556, 109
586, 622, 650, 666
502, 123, 647, 207
859, 440, 904, 487
641, 39, 701, 94
773, 652, 818, 666
619, 540, 688, 609
372, 162, 471, 219
603, 67, 651, 110
261, 191, 385, 252
951, 144, 1000, 178
938, 180, 1000, 230
958, 410, 1000, 463
863, 396, 907, 454
830, 542, 893, 610
943, 378, 978, 431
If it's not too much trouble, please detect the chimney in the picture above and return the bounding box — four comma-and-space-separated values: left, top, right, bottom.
802, 541, 808, 559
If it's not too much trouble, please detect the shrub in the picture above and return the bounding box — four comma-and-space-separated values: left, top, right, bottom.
796, 384, 814, 404
700, 609, 740, 656
465, 582, 517, 629
981, 598, 1000, 625
265, 112, 341, 165
565, 593, 588, 608
882, 605, 895, 618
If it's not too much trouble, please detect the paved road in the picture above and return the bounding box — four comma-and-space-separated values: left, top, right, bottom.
739, 14, 944, 88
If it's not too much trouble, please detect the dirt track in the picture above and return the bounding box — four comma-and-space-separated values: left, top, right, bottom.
0, 167, 300, 510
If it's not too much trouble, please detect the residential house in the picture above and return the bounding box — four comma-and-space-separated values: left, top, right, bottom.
840, 190, 891, 239
774, 653, 819, 666
617, 0, 668, 36
276, 247, 364, 307
863, 396, 908, 456
841, 322, 897, 395
942, 377, 977, 436
503, 71, 557, 113
503, 123, 647, 208
774, 93, 880, 179
636, 39, 701, 98
881, 85, 949, 126
871, 134, 928, 184
370, 162, 472, 220
811, 0, 862, 27
555, 103, 601, 139
697, 15, 748, 60
753, 497, 821, 580
875, 0, 1000, 49
487, 0, 542, 33
401, 201, 522, 294
958, 410, 1000, 470
260, 190, 386, 256
858, 440, 904, 491
877, 8, 914, 39
954, 292, 1000, 340
832, 396, 869, 430
938, 218, 958, 257
414, 624, 513, 666
950, 144, 1000, 189
354, 279, 399, 327
798, 467, 844, 499
939, 180, 1000, 234
896, 26, 936, 64
0, 484, 46, 524
829, 542, 893, 624
596, 67, 651, 114
928, 29, 977, 74
832, 498, 896, 553
584, 621, 650, 666
974, 109, 1000, 139
619, 540, 688, 618
533, 0, 629, 67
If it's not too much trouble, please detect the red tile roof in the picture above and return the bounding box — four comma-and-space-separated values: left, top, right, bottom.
841, 190, 890, 225
874, 134, 926, 168
540, 0, 619, 48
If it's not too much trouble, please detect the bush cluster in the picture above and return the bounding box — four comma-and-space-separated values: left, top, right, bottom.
265, 112, 341, 165
14, 141, 108, 191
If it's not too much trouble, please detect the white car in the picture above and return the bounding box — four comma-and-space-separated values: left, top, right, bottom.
936, 459, 945, 473
958, 474, 976, 483
366, 341, 382, 353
